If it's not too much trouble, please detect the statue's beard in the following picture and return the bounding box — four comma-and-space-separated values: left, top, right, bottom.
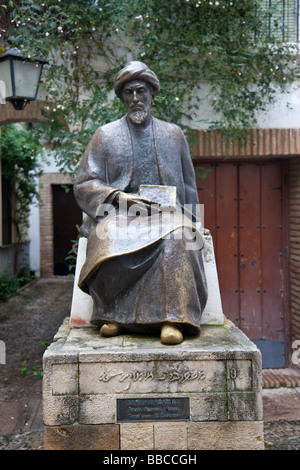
128, 108, 148, 124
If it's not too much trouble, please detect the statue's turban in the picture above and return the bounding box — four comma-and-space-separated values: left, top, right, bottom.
114, 61, 160, 99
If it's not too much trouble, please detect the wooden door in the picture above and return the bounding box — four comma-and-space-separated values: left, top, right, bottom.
196, 161, 288, 368
52, 185, 82, 276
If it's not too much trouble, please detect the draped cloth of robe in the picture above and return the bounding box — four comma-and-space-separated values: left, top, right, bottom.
74, 115, 208, 336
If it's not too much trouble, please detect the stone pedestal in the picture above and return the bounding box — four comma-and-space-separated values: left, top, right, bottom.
43, 320, 264, 450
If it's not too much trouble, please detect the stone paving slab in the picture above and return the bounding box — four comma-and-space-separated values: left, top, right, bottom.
0, 398, 43, 436
262, 387, 300, 421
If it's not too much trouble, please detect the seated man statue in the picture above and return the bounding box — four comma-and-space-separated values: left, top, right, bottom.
74, 61, 208, 345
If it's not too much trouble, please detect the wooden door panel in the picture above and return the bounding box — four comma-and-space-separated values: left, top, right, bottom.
215, 164, 239, 324
261, 163, 285, 342
239, 163, 263, 338
195, 161, 288, 367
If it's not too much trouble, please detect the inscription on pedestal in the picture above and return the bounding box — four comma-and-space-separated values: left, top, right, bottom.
79, 360, 227, 394
117, 397, 190, 422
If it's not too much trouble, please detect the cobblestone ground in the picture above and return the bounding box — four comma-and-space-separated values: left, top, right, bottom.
0, 430, 44, 450
264, 420, 300, 450
0, 277, 74, 451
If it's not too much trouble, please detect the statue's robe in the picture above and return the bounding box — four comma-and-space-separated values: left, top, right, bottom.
74, 115, 207, 335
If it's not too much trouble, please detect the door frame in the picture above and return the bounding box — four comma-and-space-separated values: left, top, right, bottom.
194, 157, 291, 367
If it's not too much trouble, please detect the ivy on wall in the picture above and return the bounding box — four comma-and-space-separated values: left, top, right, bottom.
0, 0, 299, 173
0, 124, 42, 242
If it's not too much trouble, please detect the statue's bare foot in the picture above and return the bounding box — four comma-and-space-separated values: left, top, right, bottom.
160, 324, 183, 345
100, 323, 121, 337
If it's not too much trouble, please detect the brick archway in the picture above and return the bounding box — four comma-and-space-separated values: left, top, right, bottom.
0, 99, 46, 126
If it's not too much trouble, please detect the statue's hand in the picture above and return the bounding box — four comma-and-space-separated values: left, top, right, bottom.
117, 192, 154, 214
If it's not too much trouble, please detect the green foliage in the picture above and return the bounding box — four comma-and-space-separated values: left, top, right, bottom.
0, 124, 42, 241
120, 0, 299, 139
1, 0, 299, 171
0, 270, 19, 299
195, 166, 213, 181
0, 266, 34, 299
21, 341, 50, 379
21, 361, 43, 378
65, 238, 79, 278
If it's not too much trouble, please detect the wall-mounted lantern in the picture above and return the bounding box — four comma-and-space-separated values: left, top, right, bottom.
0, 48, 47, 110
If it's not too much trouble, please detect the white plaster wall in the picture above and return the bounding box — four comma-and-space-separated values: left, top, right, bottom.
185, 82, 300, 130
28, 189, 40, 276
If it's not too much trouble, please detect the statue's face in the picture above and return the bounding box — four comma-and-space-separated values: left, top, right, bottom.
122, 80, 153, 124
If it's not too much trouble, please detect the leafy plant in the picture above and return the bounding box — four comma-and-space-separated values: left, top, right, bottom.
1, 124, 42, 234
0, 124, 42, 273
195, 166, 213, 181
65, 238, 79, 278
21, 342, 50, 379
0, 0, 299, 172
0, 270, 20, 299
21, 361, 44, 378
0, 265, 34, 299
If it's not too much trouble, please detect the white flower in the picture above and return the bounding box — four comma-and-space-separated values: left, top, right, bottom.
45, 32, 49, 36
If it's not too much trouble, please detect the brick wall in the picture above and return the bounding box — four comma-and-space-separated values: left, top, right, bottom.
0, 100, 45, 125
39, 173, 72, 276
189, 128, 300, 159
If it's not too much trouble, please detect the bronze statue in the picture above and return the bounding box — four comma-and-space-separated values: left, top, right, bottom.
74, 61, 207, 345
